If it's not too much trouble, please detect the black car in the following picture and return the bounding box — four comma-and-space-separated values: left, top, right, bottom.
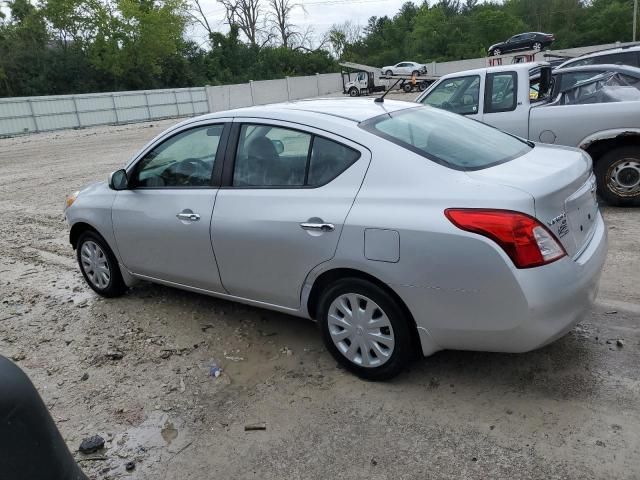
488, 32, 555, 57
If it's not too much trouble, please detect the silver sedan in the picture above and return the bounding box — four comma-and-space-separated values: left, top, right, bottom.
65, 99, 607, 380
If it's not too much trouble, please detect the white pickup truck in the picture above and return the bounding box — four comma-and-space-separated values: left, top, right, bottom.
416, 63, 640, 206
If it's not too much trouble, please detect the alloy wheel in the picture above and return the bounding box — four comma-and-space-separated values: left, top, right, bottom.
80, 240, 111, 289
327, 293, 395, 368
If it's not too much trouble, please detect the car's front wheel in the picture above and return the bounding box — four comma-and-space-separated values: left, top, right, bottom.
595, 146, 640, 207
318, 278, 412, 380
77, 231, 127, 297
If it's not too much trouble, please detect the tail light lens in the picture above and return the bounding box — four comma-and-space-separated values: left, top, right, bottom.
445, 209, 566, 269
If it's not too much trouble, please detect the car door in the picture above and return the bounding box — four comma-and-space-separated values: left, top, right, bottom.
396, 63, 410, 74
112, 121, 230, 292
505, 34, 523, 53
420, 75, 483, 120
481, 71, 528, 138
211, 120, 370, 309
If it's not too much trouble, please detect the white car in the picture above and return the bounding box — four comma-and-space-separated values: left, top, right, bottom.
381, 61, 427, 76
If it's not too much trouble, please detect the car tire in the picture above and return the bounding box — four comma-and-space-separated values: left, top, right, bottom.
76, 231, 127, 297
317, 278, 413, 381
348, 87, 360, 97
402, 83, 413, 93
385, 70, 393, 76
492, 48, 501, 56
411, 70, 419, 77
533, 42, 543, 51
595, 146, 640, 207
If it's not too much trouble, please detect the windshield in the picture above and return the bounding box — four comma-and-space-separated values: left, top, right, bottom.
360, 107, 532, 171
420, 75, 480, 115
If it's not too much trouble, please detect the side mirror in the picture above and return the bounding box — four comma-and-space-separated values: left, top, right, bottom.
271, 139, 285, 155
109, 169, 128, 190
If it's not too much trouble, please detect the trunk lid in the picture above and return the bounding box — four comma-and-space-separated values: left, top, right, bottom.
466, 145, 598, 258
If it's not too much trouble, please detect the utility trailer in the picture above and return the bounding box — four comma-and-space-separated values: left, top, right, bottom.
379, 73, 439, 93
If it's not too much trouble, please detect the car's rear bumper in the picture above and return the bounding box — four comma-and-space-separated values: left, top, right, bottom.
398, 212, 608, 355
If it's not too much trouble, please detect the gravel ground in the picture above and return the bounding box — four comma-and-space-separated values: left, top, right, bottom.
1, 113, 639, 480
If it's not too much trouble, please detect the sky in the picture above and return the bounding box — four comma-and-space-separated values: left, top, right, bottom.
188, 0, 411, 47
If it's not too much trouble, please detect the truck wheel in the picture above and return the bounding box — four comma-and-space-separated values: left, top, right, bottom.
418, 81, 428, 92
595, 146, 640, 207
348, 87, 359, 97
402, 83, 413, 93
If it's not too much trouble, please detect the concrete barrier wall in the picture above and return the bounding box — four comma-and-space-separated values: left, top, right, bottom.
0, 87, 209, 137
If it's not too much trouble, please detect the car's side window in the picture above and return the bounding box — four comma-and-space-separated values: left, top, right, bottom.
421, 75, 480, 115
132, 125, 224, 188
485, 72, 517, 113
594, 52, 639, 66
233, 124, 311, 187
308, 137, 360, 186
559, 71, 603, 91
232, 124, 360, 188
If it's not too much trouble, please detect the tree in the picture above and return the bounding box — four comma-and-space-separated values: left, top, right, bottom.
268, 0, 302, 48
218, 0, 266, 46
328, 21, 361, 59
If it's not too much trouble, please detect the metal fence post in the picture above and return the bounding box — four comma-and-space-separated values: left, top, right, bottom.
316, 73, 321, 96
173, 90, 180, 116
249, 80, 255, 106
204, 85, 212, 112
71, 96, 82, 128
111, 94, 119, 124
26, 99, 39, 133
285, 77, 291, 101
143, 92, 151, 121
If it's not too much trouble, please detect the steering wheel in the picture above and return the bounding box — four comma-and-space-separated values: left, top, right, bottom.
162, 158, 210, 186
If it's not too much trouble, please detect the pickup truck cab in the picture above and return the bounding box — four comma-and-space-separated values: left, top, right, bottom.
416, 63, 640, 206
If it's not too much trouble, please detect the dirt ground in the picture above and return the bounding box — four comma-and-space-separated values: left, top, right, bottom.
1, 115, 639, 480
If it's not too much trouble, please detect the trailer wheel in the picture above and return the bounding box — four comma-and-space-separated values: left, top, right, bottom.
402, 83, 413, 93
348, 87, 359, 97
418, 81, 428, 92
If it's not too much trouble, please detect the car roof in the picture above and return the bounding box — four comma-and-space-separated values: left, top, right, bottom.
555, 64, 640, 77
559, 44, 640, 66
189, 98, 418, 124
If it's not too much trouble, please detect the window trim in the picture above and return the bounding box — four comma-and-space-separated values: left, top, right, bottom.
221, 122, 361, 190
484, 71, 518, 114
127, 122, 230, 190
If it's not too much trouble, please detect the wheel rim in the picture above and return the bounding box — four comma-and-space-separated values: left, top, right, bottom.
80, 240, 111, 289
607, 159, 640, 198
493, 49, 501, 56
350, 89, 358, 97
533, 42, 542, 50
327, 293, 395, 368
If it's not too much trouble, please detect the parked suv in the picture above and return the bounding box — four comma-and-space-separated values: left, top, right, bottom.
488, 32, 555, 56
558, 45, 640, 69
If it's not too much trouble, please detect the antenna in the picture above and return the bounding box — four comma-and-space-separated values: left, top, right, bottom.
374, 79, 402, 103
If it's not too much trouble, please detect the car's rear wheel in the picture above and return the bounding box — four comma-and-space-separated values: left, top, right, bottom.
532, 41, 543, 51
77, 231, 127, 297
385, 70, 393, 76
595, 146, 640, 207
492, 48, 501, 56
348, 87, 359, 97
318, 278, 412, 381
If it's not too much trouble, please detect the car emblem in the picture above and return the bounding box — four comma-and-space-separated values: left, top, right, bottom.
547, 212, 567, 227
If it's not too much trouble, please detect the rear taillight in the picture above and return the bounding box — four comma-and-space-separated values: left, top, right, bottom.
445, 209, 566, 269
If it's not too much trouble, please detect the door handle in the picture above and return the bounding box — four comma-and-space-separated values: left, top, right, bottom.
176, 213, 200, 222
300, 222, 335, 232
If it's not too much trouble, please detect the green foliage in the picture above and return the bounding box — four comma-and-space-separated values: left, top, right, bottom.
343, 0, 637, 65
0, 0, 338, 97
0, 0, 637, 97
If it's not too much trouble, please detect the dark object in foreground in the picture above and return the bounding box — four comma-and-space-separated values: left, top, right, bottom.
244, 423, 267, 431
79, 435, 105, 454
125, 461, 136, 471
0, 355, 87, 480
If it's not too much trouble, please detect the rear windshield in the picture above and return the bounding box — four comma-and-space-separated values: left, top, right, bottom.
359, 106, 532, 171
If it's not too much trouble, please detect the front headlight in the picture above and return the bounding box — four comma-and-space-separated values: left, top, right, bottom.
65, 191, 79, 210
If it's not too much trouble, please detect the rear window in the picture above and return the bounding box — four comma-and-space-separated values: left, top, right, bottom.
359, 107, 531, 171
